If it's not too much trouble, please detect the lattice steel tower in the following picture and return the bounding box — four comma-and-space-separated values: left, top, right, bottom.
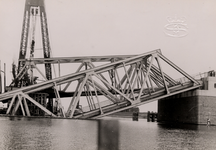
17, 0, 52, 87
13, 0, 53, 113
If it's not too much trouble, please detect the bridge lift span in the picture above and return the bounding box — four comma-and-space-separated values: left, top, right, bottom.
0, 49, 201, 118
0, 0, 201, 118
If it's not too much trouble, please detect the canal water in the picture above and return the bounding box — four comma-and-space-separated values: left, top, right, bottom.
0, 116, 216, 150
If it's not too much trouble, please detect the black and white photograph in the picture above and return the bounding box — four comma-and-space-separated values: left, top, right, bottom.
0, 0, 216, 149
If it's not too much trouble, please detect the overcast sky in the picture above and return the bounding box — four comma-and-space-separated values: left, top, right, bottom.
0, 0, 216, 110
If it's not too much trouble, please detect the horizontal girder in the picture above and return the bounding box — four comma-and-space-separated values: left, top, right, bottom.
18, 55, 136, 64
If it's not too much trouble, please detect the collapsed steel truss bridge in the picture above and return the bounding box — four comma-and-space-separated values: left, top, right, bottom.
0, 49, 201, 119
0, 0, 201, 119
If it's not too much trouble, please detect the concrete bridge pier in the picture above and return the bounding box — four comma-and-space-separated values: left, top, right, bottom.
158, 71, 216, 125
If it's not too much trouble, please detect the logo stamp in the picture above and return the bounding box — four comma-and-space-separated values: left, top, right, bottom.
164, 15, 188, 38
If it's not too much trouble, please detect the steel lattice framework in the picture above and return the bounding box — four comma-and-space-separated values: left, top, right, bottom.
16, 0, 52, 87
0, 49, 201, 118
0, 0, 201, 118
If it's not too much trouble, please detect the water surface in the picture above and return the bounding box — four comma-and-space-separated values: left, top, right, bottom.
0, 117, 215, 150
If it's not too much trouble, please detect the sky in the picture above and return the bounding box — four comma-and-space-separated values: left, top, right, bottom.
0, 0, 216, 111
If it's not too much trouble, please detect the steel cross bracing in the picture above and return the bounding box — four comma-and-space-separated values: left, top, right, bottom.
0, 49, 201, 118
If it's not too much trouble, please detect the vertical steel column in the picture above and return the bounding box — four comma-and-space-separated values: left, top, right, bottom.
4, 63, 6, 93
15, 0, 30, 87
39, 2, 52, 80
58, 61, 61, 90
39, 0, 53, 112
18, 1, 31, 82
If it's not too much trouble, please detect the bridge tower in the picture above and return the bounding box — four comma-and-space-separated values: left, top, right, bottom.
14, 0, 53, 113
17, 0, 52, 85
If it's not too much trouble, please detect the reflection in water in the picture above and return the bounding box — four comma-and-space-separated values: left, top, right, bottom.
0, 117, 216, 150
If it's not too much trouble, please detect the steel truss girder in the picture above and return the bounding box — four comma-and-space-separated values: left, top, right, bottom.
6, 92, 56, 117
1, 49, 201, 118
